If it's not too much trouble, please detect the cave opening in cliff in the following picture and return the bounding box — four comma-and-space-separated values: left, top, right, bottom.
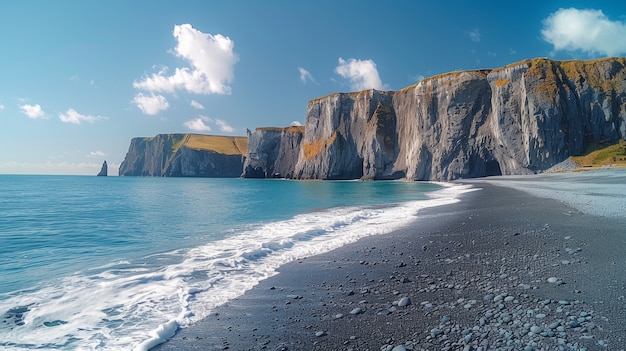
485, 160, 502, 177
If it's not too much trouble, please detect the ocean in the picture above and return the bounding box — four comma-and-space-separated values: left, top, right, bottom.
0, 175, 470, 350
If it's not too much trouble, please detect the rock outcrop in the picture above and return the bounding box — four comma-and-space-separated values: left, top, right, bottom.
244, 57, 625, 180
241, 126, 304, 178
119, 134, 247, 177
97, 160, 108, 176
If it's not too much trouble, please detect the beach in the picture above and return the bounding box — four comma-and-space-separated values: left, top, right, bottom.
155, 174, 626, 351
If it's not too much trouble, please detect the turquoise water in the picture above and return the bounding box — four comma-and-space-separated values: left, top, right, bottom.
0, 175, 467, 350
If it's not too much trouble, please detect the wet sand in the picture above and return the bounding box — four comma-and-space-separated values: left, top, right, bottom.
155, 181, 626, 351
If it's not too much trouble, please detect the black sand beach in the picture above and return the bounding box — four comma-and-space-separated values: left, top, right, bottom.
155, 181, 626, 351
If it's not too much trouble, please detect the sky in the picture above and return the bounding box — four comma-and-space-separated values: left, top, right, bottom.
1, 0, 626, 175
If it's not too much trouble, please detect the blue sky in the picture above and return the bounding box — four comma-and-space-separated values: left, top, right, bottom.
1, 0, 625, 175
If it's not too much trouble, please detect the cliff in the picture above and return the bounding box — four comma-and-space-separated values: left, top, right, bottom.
251, 57, 625, 181
241, 126, 305, 178
119, 134, 247, 177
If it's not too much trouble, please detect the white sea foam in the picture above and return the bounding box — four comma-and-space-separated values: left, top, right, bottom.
0, 183, 474, 351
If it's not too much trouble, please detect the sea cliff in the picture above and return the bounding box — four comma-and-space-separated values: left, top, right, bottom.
246, 57, 626, 180
119, 134, 247, 177
120, 58, 626, 181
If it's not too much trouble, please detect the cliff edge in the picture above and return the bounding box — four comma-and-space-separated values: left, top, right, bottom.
244, 57, 625, 180
119, 134, 247, 177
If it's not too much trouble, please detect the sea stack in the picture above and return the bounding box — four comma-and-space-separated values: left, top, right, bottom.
97, 160, 108, 176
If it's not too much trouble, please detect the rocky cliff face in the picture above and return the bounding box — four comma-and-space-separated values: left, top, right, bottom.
119, 134, 247, 177
242, 126, 304, 178
282, 58, 625, 180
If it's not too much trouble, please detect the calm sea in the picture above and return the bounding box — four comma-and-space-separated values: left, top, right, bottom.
0, 175, 470, 350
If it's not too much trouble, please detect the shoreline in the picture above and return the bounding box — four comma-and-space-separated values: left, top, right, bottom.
155, 179, 626, 351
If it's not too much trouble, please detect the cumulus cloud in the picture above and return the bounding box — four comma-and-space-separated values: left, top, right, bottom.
88, 150, 105, 157
291, 120, 302, 126
20, 104, 47, 119
468, 28, 481, 42
183, 115, 235, 133
184, 116, 213, 132
133, 93, 170, 115
298, 67, 315, 83
134, 23, 239, 95
190, 100, 205, 109
335, 57, 385, 91
59, 108, 106, 124
542, 8, 626, 56
215, 119, 234, 133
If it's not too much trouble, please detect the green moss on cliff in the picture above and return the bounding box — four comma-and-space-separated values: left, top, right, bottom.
571, 140, 626, 167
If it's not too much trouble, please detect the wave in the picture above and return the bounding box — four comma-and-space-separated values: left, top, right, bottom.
0, 184, 474, 351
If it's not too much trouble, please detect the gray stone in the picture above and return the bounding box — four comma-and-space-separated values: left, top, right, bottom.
398, 297, 411, 307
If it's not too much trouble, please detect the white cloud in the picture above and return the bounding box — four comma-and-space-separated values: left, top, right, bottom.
291, 120, 302, 126
20, 104, 47, 119
133, 93, 170, 115
190, 100, 205, 110
542, 8, 626, 56
298, 67, 315, 83
184, 116, 213, 132
335, 57, 385, 91
184, 116, 234, 133
215, 119, 234, 133
0, 103, 4, 111
59, 108, 106, 124
410, 74, 425, 83
88, 150, 106, 157
134, 23, 239, 95
468, 28, 481, 42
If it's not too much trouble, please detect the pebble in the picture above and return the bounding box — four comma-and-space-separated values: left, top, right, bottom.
315, 331, 326, 337
349, 307, 363, 315
398, 297, 411, 307
547, 277, 560, 284
530, 325, 542, 334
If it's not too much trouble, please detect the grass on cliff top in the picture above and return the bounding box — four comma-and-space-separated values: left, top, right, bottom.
256, 126, 305, 133
184, 134, 248, 156
570, 140, 626, 167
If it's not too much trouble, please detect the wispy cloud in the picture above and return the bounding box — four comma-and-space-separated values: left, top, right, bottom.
20, 104, 47, 119
0, 160, 118, 176
133, 93, 170, 115
468, 28, 481, 42
134, 24, 239, 95
409, 74, 425, 83
335, 57, 385, 91
542, 8, 626, 56
59, 108, 107, 124
215, 119, 234, 133
190, 100, 205, 110
298, 67, 315, 84
184, 116, 213, 132
88, 150, 106, 157
0, 103, 4, 111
